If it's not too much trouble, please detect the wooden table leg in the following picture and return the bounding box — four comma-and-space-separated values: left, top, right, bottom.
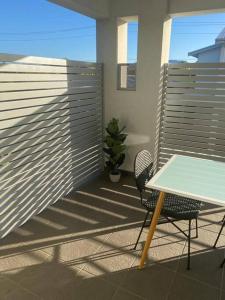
139, 191, 165, 269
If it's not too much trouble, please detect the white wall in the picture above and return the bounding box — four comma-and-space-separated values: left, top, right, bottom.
169, 0, 225, 16
51, 0, 225, 171
97, 0, 171, 171
49, 0, 109, 18
96, 0, 225, 172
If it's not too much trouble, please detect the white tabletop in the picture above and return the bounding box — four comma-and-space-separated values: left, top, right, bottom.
147, 155, 225, 206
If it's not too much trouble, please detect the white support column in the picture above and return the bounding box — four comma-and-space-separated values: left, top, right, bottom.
161, 18, 172, 66
117, 19, 128, 64
96, 0, 172, 171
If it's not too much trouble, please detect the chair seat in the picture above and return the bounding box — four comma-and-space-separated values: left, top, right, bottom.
142, 191, 202, 220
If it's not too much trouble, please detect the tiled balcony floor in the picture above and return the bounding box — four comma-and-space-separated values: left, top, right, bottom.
0, 174, 225, 300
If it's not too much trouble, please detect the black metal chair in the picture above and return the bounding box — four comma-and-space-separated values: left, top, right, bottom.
133, 150, 202, 270
213, 215, 225, 268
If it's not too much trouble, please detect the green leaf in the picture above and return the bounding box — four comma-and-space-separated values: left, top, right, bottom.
103, 118, 127, 172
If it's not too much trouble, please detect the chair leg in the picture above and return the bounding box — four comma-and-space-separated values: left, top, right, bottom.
195, 218, 198, 239
221, 215, 225, 223
133, 211, 150, 250
213, 218, 225, 248
187, 220, 191, 270
220, 258, 225, 268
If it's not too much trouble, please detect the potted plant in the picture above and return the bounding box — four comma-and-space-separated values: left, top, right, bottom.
103, 118, 127, 182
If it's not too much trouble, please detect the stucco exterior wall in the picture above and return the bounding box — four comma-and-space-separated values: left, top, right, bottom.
97, 0, 225, 171
51, 0, 225, 171
49, 0, 109, 18
169, 0, 225, 16
97, 0, 171, 171
50, 0, 225, 19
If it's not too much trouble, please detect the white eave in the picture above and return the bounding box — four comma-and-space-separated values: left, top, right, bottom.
48, 0, 109, 19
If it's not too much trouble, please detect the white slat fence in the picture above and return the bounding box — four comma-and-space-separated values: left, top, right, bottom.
157, 63, 225, 168
0, 53, 103, 238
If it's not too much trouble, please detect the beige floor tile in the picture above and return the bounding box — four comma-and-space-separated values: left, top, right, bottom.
50, 274, 117, 300
168, 273, 220, 300
188, 228, 225, 250
220, 262, 225, 291
5, 261, 84, 299
142, 221, 188, 245
146, 237, 184, 271
220, 289, 225, 300
197, 210, 225, 234
134, 228, 185, 271
112, 288, 145, 300
0, 276, 39, 300
178, 247, 224, 288
83, 229, 140, 285
120, 264, 176, 300
1, 174, 225, 299
0, 250, 52, 275
40, 232, 110, 269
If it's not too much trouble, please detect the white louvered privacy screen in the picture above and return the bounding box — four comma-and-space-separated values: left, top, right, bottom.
0, 53, 103, 238
157, 63, 225, 168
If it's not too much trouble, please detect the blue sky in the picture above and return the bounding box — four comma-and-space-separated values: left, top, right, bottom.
0, 0, 96, 61
0, 0, 225, 63
170, 12, 225, 62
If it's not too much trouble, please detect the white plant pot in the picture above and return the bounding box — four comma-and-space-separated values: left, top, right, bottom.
109, 172, 121, 183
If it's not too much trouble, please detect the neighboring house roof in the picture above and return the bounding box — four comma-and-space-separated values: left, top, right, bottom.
188, 27, 225, 58
188, 43, 222, 57
216, 27, 225, 43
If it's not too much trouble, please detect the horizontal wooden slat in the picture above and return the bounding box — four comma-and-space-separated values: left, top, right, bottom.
0, 145, 101, 197
164, 110, 225, 121
161, 132, 225, 145
162, 115, 225, 127
168, 63, 225, 69
166, 87, 225, 96
160, 142, 225, 158
167, 75, 225, 83
0, 73, 100, 82
0, 121, 100, 149
165, 99, 225, 108
162, 127, 225, 140
0, 106, 101, 130
166, 93, 225, 102
0, 101, 99, 121
167, 81, 225, 89
1, 130, 102, 170
0, 63, 99, 74
0, 94, 100, 111
157, 63, 225, 171
0, 87, 99, 101
162, 121, 225, 135
0, 53, 98, 67
168, 68, 225, 76
0, 138, 102, 183
0, 53, 103, 238
164, 104, 225, 114
1, 148, 101, 195
0, 143, 101, 191
0, 80, 100, 92
0, 128, 102, 168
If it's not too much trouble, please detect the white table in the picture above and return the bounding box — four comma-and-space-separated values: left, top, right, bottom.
139, 154, 225, 268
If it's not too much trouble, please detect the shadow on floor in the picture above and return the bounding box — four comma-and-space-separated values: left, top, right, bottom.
0, 174, 225, 299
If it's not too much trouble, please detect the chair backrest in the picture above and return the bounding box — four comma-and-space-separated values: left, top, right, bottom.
134, 150, 154, 193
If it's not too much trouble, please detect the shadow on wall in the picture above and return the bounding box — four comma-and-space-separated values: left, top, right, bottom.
121, 65, 165, 172
0, 53, 103, 238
